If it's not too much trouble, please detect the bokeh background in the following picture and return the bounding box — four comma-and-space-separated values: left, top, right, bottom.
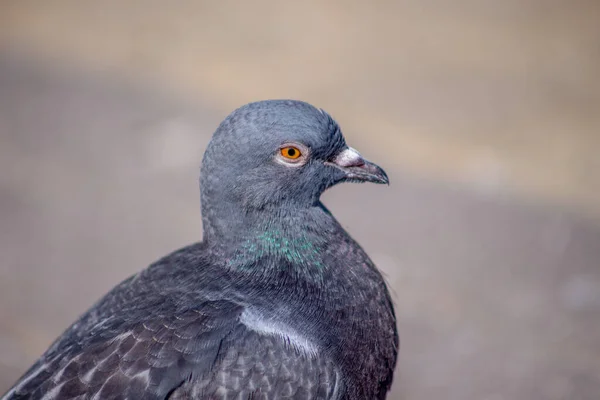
1, 1, 599, 399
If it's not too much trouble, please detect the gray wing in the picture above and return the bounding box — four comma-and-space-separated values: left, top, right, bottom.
3, 300, 242, 399
3, 302, 340, 400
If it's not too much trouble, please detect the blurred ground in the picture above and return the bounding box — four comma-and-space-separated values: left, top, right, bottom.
1, 1, 600, 399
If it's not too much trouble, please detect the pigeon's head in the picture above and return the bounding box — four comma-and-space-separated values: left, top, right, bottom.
200, 100, 388, 235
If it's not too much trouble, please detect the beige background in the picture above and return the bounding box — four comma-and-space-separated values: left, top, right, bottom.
1, 1, 599, 399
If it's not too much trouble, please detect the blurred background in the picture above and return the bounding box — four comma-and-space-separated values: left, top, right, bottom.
1, 1, 599, 399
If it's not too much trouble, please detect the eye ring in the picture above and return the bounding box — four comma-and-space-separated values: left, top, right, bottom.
276, 143, 309, 166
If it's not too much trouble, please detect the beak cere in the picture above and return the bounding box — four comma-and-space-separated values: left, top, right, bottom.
330, 147, 389, 185
334, 147, 365, 168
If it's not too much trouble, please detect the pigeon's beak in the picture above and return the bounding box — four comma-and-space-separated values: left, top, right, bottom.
328, 147, 389, 185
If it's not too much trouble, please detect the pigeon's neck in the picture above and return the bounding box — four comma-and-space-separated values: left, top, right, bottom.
204, 204, 339, 275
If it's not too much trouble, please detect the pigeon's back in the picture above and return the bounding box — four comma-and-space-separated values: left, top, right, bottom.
4, 237, 394, 400
4, 245, 336, 399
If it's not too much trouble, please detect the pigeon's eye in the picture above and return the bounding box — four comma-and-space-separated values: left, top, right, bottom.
280, 146, 302, 160
276, 143, 309, 167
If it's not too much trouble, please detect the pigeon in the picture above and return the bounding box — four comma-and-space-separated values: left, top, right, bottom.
2, 100, 398, 399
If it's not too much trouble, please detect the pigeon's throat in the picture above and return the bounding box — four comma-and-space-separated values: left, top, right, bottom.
208, 205, 338, 276
226, 229, 327, 271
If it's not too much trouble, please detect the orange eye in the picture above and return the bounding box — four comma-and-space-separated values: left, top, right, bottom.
280, 146, 302, 160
